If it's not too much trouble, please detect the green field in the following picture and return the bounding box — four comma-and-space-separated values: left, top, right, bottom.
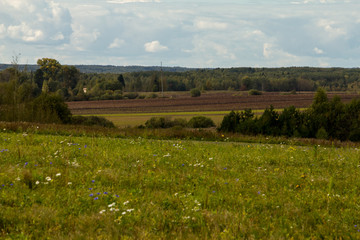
84, 109, 292, 128
1, 131, 360, 239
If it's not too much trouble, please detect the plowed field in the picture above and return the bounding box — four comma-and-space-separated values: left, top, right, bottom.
67, 91, 359, 115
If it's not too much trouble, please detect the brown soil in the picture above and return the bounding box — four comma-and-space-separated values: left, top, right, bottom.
67, 91, 360, 115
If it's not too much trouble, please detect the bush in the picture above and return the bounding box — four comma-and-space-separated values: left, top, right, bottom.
145, 117, 173, 128
71, 116, 115, 128
190, 88, 201, 97
316, 127, 328, 140
188, 116, 215, 128
248, 89, 262, 95
172, 118, 188, 128
124, 92, 139, 99
32, 93, 72, 124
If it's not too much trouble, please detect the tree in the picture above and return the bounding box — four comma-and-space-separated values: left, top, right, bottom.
117, 74, 125, 90
37, 58, 62, 82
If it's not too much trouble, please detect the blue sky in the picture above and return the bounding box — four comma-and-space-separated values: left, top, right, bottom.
0, 0, 359, 68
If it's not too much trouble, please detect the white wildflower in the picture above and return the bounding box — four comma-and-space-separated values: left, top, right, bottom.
122, 211, 127, 215
35, 181, 40, 185
163, 153, 171, 157
127, 209, 134, 213
45, 177, 52, 181
56, 173, 61, 177
68, 182, 72, 185
15, 177, 20, 181
123, 201, 129, 205
99, 210, 106, 214
108, 202, 116, 208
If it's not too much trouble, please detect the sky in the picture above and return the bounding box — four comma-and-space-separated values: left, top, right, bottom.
0, 0, 359, 68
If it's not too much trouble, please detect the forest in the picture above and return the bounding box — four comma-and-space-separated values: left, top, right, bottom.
0, 58, 360, 102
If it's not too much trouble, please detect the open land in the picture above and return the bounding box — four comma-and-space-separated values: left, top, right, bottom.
67, 91, 360, 127
1, 132, 360, 239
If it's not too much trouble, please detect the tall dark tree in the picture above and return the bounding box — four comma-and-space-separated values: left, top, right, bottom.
117, 74, 125, 90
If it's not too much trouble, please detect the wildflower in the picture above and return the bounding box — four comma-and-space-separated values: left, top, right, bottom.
108, 202, 116, 208
24, 162, 28, 166
104, 192, 108, 195
68, 182, 72, 185
115, 195, 120, 198
163, 153, 171, 157
99, 210, 106, 214
209, 158, 213, 160
224, 167, 227, 170
123, 200, 129, 205
97, 192, 101, 195
127, 209, 134, 212
56, 173, 61, 177
94, 197, 99, 200
92, 180, 95, 183
15, 177, 20, 181
35, 181, 40, 185
89, 193, 94, 197
122, 211, 126, 215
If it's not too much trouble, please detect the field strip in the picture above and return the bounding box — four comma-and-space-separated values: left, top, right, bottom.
79, 108, 308, 117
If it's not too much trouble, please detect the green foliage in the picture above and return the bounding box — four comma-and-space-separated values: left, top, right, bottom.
2, 63, 360, 101
124, 92, 139, 99
32, 93, 72, 124
316, 127, 328, 140
219, 90, 360, 142
190, 88, 201, 97
71, 116, 115, 128
248, 89, 262, 95
187, 116, 215, 128
145, 117, 174, 128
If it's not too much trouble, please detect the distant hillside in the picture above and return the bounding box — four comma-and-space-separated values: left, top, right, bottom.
0, 64, 194, 73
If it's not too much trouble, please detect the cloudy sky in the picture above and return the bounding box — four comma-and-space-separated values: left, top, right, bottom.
0, 0, 359, 68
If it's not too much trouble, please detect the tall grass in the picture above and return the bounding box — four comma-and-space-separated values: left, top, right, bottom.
1, 130, 360, 239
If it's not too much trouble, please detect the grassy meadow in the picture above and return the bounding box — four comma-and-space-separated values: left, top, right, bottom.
1, 130, 360, 239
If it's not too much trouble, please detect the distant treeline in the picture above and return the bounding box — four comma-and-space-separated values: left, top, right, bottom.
1, 58, 360, 101
219, 88, 360, 142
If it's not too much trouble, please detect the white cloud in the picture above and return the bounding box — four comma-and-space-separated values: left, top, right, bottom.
7, 22, 44, 42
108, 38, 125, 49
51, 32, 65, 41
0, 0, 72, 44
314, 47, 324, 54
194, 19, 228, 30
317, 19, 346, 38
263, 43, 272, 59
144, 40, 168, 52
0, 24, 5, 38
107, 0, 160, 3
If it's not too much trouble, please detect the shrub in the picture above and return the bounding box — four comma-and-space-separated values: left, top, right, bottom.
32, 93, 72, 124
188, 116, 215, 128
71, 116, 115, 128
316, 127, 328, 140
124, 92, 139, 99
248, 89, 262, 95
148, 93, 158, 99
190, 88, 201, 97
172, 118, 188, 128
145, 117, 173, 128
